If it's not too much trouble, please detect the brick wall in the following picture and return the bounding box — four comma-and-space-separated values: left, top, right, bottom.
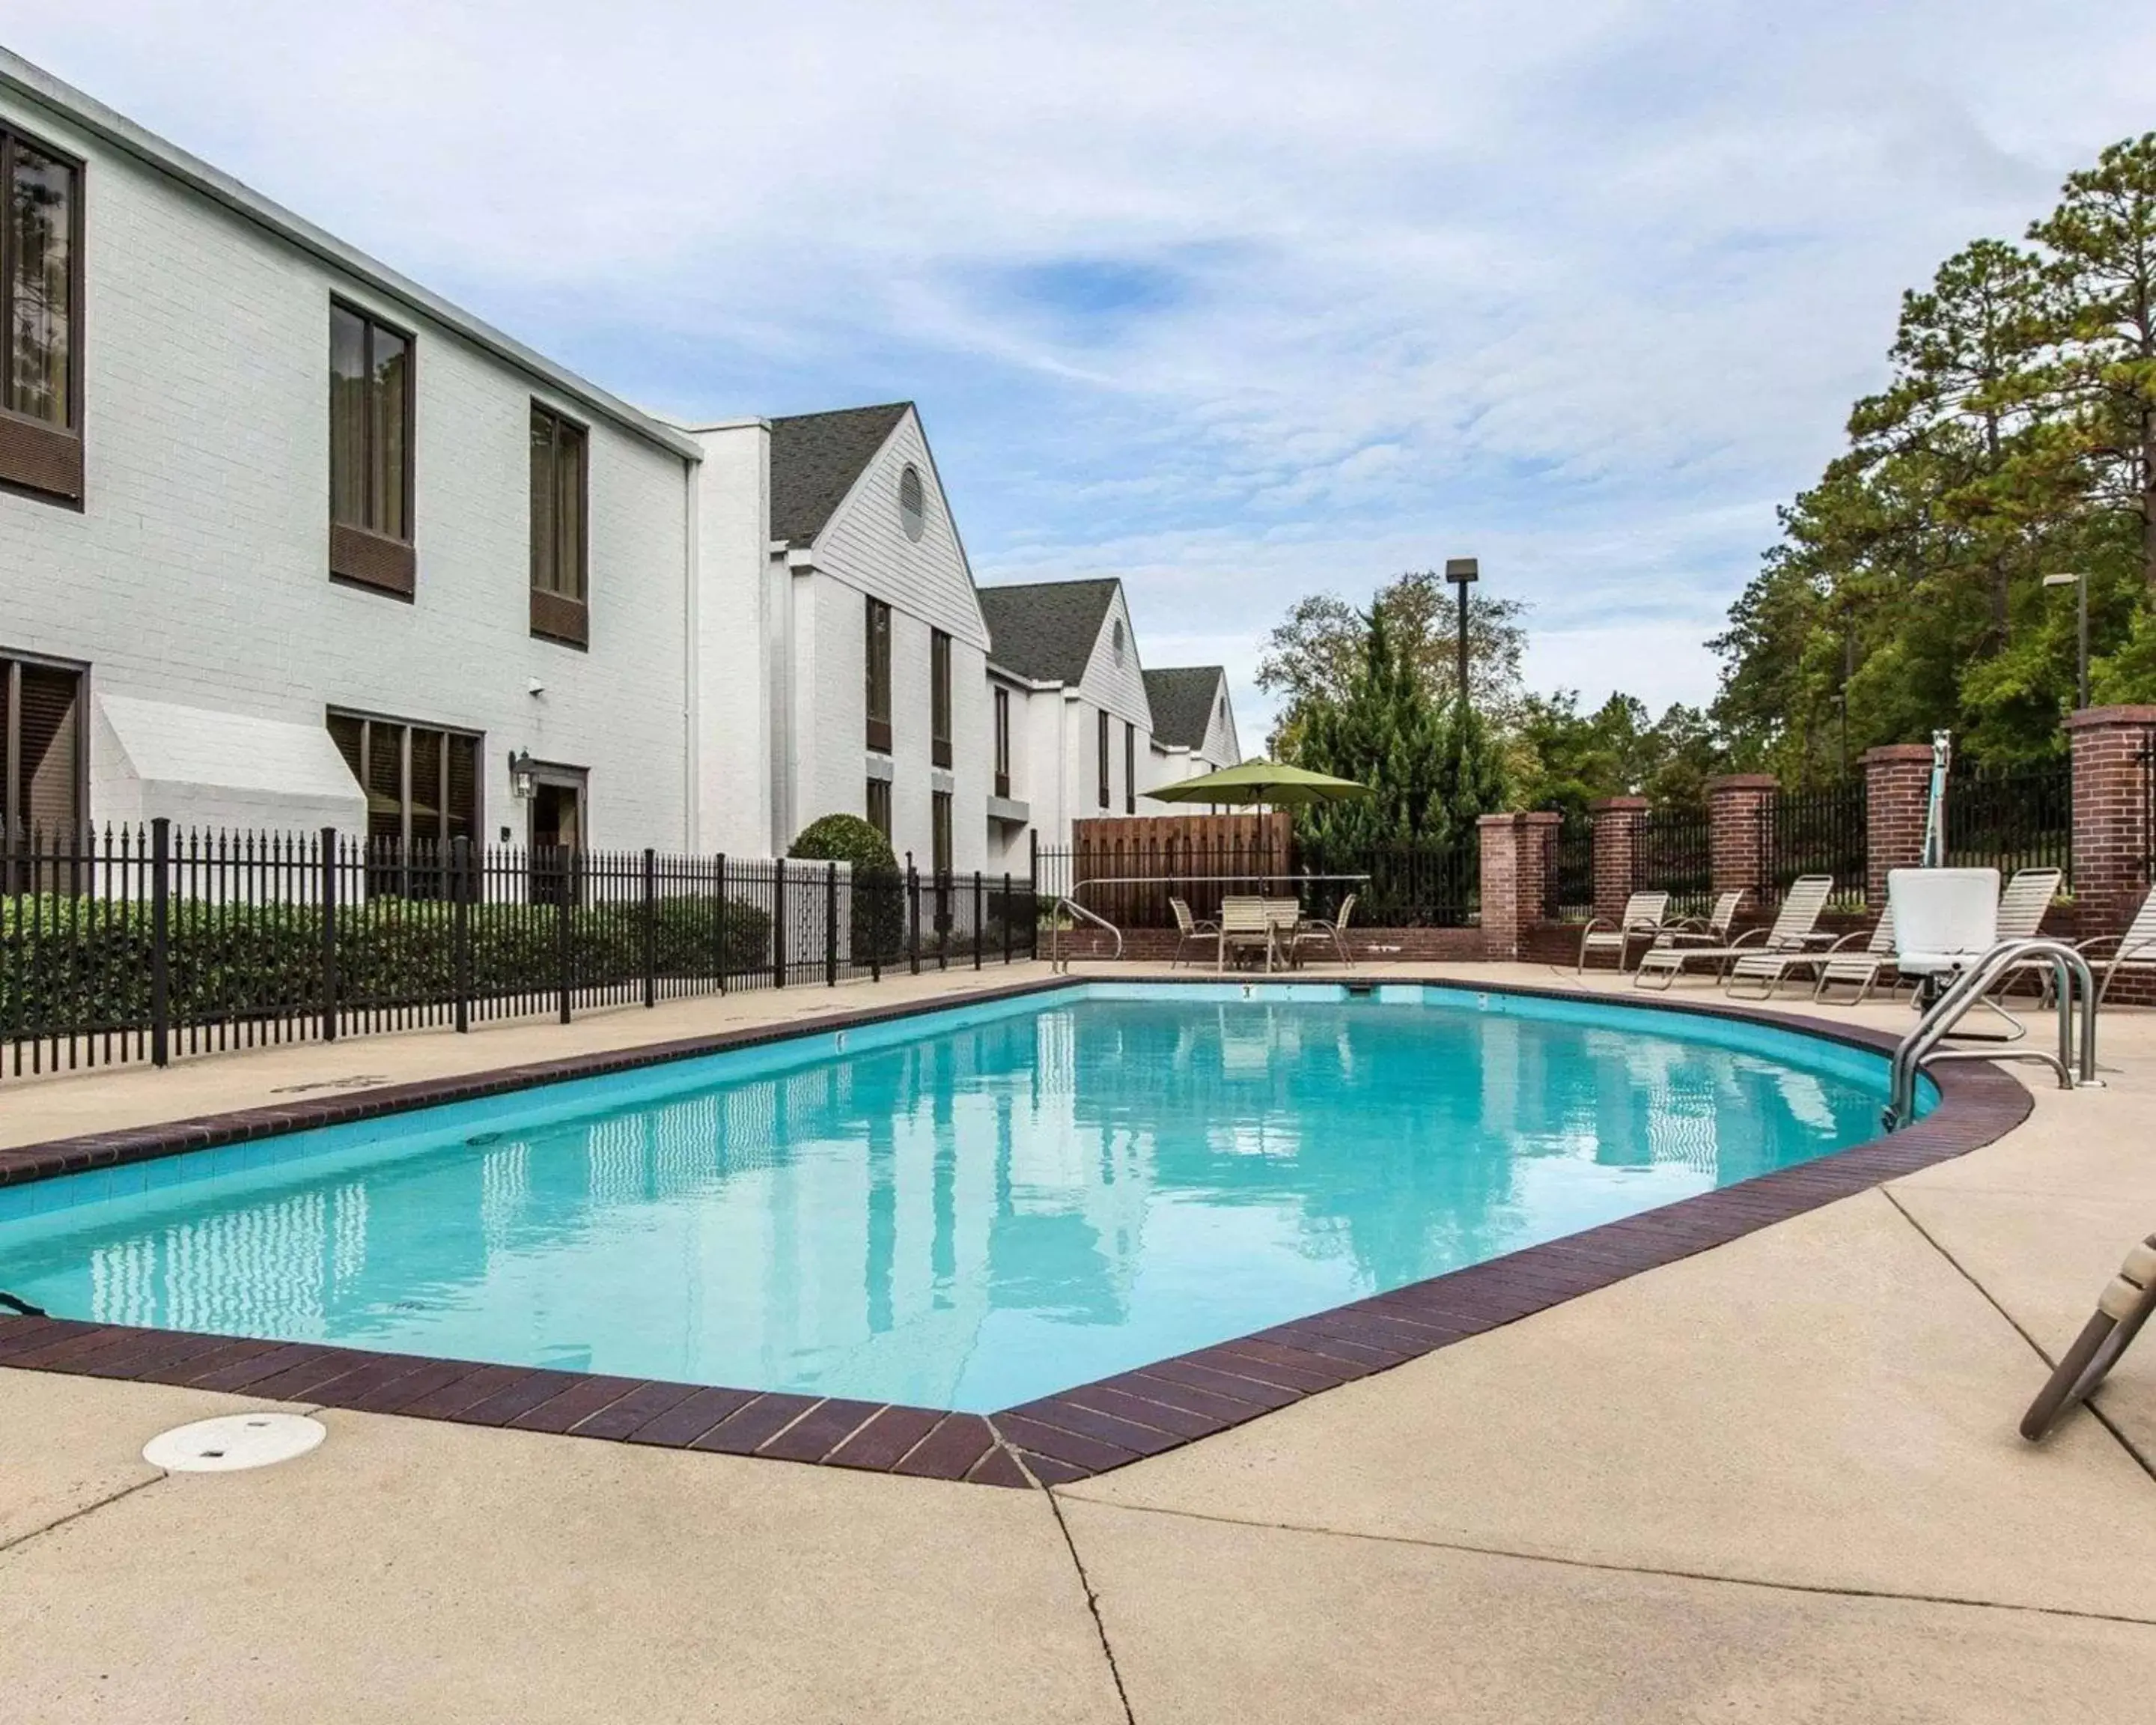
1706, 775, 1776, 901
1863, 744, 1934, 905
1589, 797, 1648, 922
1478, 812, 1558, 961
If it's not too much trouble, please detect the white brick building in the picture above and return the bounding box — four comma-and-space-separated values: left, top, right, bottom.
0, 50, 1238, 875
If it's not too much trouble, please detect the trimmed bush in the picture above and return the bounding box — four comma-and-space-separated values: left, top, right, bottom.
789, 812, 905, 964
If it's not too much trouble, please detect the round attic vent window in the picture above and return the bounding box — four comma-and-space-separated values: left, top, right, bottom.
898, 465, 926, 541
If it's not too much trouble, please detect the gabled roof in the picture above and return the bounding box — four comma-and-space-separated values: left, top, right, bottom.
768, 403, 910, 547
1143, 666, 1226, 750
977, 579, 1121, 685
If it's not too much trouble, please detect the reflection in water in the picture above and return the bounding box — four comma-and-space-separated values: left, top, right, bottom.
1, 1000, 1886, 1411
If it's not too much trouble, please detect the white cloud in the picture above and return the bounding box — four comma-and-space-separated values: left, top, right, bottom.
13, 1, 2155, 746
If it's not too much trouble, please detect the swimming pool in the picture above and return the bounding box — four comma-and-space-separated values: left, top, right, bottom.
0, 982, 1922, 1414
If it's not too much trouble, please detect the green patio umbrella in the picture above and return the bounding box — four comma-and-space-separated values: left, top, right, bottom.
1144, 759, 1369, 809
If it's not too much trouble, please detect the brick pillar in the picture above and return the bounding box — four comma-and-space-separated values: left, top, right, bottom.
1863, 744, 1935, 907
2067, 705, 2156, 940
1589, 797, 1649, 922
1705, 774, 1776, 904
1479, 812, 1560, 961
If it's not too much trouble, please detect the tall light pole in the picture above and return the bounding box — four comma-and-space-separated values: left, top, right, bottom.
2043, 571, 2090, 711
1443, 557, 1479, 717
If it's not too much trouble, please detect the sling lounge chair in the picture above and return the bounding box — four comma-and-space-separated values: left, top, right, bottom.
1631, 891, 1746, 990
1578, 891, 1671, 974
2077, 884, 2156, 1005
1169, 896, 1218, 968
1721, 876, 1839, 999
1291, 893, 1357, 968
1811, 906, 1898, 1006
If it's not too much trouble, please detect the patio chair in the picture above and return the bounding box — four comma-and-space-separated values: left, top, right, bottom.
1634, 878, 1830, 992
2021, 1231, 2156, 1442
1577, 890, 1672, 974
1217, 895, 1277, 973
1811, 906, 1898, 1006
1981, 867, 2068, 1007
1630, 891, 1745, 991
2077, 884, 2156, 1005
1168, 896, 1218, 968
1720, 876, 1840, 999
1291, 893, 1357, 969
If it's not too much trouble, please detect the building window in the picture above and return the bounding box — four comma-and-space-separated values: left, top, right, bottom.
898, 464, 926, 541
529, 404, 588, 646
866, 777, 891, 839
0, 127, 85, 502
1124, 721, 1136, 815
993, 687, 1011, 800
1097, 709, 1110, 809
328, 301, 415, 596
931, 789, 952, 876
327, 711, 480, 882
865, 597, 892, 752
930, 628, 953, 768
1, 654, 83, 888
1110, 618, 1124, 665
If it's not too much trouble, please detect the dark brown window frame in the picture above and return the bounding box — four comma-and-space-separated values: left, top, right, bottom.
325, 706, 483, 856
529, 401, 589, 648
1124, 720, 1136, 815
328, 297, 417, 599
930, 627, 953, 769
1097, 708, 1110, 809
865, 776, 892, 839
0, 125, 86, 506
865, 597, 893, 753
0, 648, 88, 856
993, 686, 1011, 800
931, 787, 953, 876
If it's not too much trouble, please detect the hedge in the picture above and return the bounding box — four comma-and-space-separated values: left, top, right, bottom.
1, 893, 773, 1033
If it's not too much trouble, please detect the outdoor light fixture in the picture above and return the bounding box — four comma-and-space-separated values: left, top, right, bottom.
2043, 572, 2090, 711
508, 749, 537, 799
1444, 557, 1479, 717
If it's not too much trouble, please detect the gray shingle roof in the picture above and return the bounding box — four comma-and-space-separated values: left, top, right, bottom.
1143, 666, 1225, 750
768, 403, 910, 547
978, 579, 1121, 685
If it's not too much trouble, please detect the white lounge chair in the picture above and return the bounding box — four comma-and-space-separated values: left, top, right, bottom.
1578, 891, 1672, 974
1630, 890, 1746, 990
2077, 885, 2156, 1004
1721, 876, 1840, 999
1812, 907, 1898, 1006
1169, 896, 1217, 968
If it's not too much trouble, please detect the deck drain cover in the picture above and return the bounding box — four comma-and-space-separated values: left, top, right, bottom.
143, 1413, 326, 1473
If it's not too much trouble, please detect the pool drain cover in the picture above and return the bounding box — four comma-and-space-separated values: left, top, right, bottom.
143, 1413, 326, 1473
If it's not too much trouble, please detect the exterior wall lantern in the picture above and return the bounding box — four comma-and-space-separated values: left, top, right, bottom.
508, 749, 537, 799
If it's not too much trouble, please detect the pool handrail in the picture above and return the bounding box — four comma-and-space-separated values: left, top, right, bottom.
1886, 937, 2101, 1130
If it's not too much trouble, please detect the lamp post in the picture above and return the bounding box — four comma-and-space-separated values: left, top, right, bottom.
1443, 557, 1479, 717
2042, 572, 2090, 711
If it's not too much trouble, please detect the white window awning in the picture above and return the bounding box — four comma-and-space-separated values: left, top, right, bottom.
94, 694, 367, 834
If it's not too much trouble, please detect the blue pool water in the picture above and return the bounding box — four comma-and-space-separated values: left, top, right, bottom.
0, 983, 1916, 1411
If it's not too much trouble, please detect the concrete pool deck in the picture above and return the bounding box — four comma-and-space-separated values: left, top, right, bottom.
4, 960, 2155, 1720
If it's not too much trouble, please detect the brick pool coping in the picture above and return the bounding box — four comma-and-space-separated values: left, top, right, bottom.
0, 975, 2033, 1489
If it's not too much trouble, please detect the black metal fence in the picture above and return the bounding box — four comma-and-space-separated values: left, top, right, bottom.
1948, 756, 2073, 886
1551, 814, 1594, 921
1633, 806, 1713, 919
1, 821, 1036, 1078
1772, 779, 1868, 907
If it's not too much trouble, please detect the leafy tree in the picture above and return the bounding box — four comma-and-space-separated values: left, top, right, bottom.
1511, 693, 1723, 815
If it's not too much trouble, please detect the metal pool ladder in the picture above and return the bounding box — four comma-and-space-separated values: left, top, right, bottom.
1885, 939, 2104, 1131
1047, 898, 1124, 973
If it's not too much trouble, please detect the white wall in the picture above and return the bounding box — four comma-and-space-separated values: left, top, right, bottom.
686, 421, 773, 859
0, 83, 695, 852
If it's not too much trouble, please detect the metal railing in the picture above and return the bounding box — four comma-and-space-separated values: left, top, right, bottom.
1948, 757, 2072, 886
1773, 779, 1867, 908
1047, 872, 1372, 972
1886, 937, 2101, 1129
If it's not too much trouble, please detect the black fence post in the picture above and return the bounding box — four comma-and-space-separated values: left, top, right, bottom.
1002, 872, 1014, 965
642, 847, 658, 1009
318, 825, 339, 1044
451, 836, 472, 1034
825, 860, 839, 987
556, 851, 573, 1025
1028, 835, 1040, 960
149, 816, 171, 1068
973, 871, 984, 970
908, 860, 921, 976
773, 860, 788, 988
714, 854, 728, 994
868, 868, 883, 984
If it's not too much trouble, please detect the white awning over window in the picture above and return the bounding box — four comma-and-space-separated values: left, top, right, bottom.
92, 694, 366, 835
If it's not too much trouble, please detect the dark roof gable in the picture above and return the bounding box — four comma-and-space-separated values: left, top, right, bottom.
1143, 666, 1226, 750
768, 403, 910, 547
978, 579, 1121, 685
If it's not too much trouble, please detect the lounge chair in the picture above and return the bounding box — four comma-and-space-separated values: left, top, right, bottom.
1981, 868, 2067, 1008
1577, 891, 1672, 974
2021, 1231, 2156, 1441
1811, 907, 1898, 1005
1168, 896, 1218, 968
1291, 893, 1357, 969
2077, 884, 2156, 1004
1635, 877, 1831, 993
1720, 876, 1839, 999
1217, 895, 1277, 972
1630, 890, 1745, 990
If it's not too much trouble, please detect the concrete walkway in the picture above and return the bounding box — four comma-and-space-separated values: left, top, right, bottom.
4, 960, 2155, 1720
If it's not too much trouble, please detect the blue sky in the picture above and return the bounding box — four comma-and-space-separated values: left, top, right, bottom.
16, 2, 2155, 742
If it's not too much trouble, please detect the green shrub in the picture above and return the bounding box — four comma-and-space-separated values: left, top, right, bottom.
789, 812, 905, 964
